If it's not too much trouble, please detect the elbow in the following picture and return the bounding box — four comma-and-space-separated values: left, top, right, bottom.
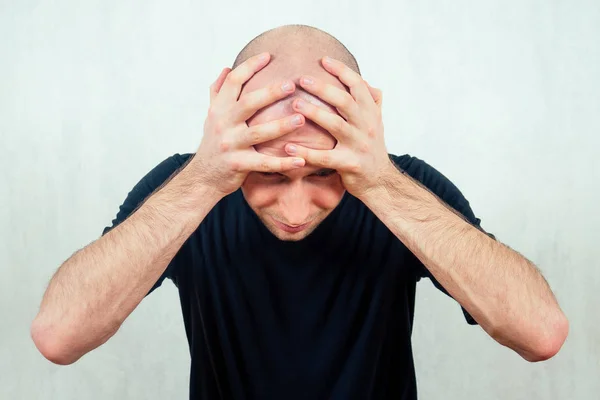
31, 314, 121, 365
30, 316, 82, 366
523, 311, 570, 363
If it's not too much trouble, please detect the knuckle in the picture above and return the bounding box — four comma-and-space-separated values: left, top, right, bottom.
260, 160, 272, 172
320, 153, 331, 166
249, 129, 262, 145
341, 94, 354, 109
227, 158, 241, 172
333, 118, 346, 135
214, 121, 225, 135
226, 72, 242, 86
367, 126, 377, 138
348, 162, 361, 173
348, 76, 361, 87
280, 118, 291, 132
237, 95, 251, 110
207, 106, 218, 119
219, 140, 231, 153
358, 141, 370, 153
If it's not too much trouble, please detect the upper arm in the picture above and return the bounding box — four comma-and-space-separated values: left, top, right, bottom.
102, 153, 192, 295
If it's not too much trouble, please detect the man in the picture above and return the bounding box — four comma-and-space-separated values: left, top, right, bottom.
31, 24, 568, 399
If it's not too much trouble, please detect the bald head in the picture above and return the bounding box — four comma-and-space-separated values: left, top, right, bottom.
233, 24, 360, 74
234, 25, 360, 158
233, 26, 359, 238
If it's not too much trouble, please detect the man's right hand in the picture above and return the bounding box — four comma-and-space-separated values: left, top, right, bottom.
190, 52, 306, 197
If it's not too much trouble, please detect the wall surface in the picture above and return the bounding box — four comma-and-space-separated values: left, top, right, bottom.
1, 0, 598, 399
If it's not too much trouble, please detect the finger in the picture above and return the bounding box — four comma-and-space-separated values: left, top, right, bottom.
298, 75, 360, 124
235, 114, 305, 148
321, 57, 373, 109
241, 152, 305, 172
364, 80, 383, 107
210, 68, 232, 103
217, 52, 271, 104
283, 144, 346, 170
232, 79, 296, 123
293, 98, 352, 141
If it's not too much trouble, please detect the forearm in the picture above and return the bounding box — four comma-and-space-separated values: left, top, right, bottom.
362, 167, 568, 361
31, 163, 221, 364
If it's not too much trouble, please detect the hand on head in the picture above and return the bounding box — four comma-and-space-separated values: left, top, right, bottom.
283, 56, 391, 200
192, 25, 391, 204
190, 52, 307, 198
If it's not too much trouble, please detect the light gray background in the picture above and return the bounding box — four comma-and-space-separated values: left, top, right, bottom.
1, 0, 598, 399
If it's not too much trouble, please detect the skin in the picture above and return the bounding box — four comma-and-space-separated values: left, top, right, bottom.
29, 46, 568, 367
239, 55, 350, 241
278, 55, 569, 361
233, 50, 569, 361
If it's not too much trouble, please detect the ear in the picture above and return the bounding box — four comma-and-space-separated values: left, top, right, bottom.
210, 68, 231, 103
364, 80, 383, 108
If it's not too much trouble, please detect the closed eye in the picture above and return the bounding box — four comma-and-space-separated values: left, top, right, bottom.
259, 172, 283, 177
257, 169, 336, 178
312, 169, 336, 177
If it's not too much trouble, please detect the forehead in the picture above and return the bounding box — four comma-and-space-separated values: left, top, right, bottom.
240, 56, 347, 96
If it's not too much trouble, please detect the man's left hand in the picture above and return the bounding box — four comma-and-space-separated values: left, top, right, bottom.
284, 56, 395, 200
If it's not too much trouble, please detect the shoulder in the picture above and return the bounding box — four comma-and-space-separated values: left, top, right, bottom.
102, 152, 195, 235
389, 154, 455, 192
388, 153, 481, 227
138, 153, 194, 188
124, 153, 194, 199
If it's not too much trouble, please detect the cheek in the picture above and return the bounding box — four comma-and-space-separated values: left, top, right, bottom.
241, 177, 279, 208
308, 180, 346, 208
241, 176, 346, 210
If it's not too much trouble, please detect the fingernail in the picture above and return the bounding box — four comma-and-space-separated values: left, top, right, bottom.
293, 158, 304, 167
301, 76, 314, 85
287, 144, 297, 154
291, 115, 302, 125
295, 99, 305, 109
281, 81, 293, 92
323, 56, 333, 65
259, 53, 269, 62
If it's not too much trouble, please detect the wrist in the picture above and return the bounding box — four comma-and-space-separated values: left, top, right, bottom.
175, 164, 224, 207
145, 162, 222, 224
359, 161, 399, 206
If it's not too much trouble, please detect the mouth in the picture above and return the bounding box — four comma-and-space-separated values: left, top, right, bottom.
271, 217, 311, 234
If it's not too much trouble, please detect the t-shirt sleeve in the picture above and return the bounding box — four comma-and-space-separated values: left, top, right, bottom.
101, 153, 190, 296
390, 154, 496, 325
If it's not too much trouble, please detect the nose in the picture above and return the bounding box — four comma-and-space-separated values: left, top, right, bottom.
278, 182, 312, 226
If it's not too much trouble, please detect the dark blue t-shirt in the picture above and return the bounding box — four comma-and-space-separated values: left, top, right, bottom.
103, 153, 492, 400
